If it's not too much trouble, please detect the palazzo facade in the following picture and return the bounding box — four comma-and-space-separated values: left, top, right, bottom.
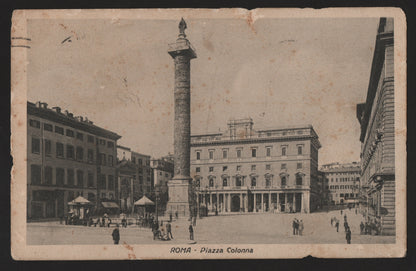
190, 118, 321, 214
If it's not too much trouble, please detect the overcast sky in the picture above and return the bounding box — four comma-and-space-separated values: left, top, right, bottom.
27, 17, 380, 165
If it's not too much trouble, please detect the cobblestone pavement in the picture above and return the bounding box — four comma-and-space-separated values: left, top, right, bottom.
27, 209, 394, 245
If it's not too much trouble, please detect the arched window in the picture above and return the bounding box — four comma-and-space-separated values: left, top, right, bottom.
209, 178, 214, 187
265, 177, 271, 187
236, 176, 242, 187
281, 176, 287, 186
223, 178, 228, 187
296, 175, 303, 186
251, 177, 257, 187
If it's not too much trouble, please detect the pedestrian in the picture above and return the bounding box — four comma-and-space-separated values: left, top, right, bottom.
189, 224, 194, 240
331, 217, 334, 226
344, 221, 349, 232
152, 220, 159, 240
346, 227, 351, 244
175, 211, 178, 219
292, 218, 297, 235
341, 209, 343, 215
335, 220, 339, 232
299, 220, 304, 236
169, 213, 173, 222
344, 214, 347, 222
360, 221, 364, 234
355, 209, 358, 215
295, 219, 299, 235
112, 224, 120, 245
166, 221, 173, 239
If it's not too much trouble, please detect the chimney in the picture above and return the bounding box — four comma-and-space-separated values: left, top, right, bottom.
36, 101, 42, 108
41, 103, 48, 109
52, 107, 61, 113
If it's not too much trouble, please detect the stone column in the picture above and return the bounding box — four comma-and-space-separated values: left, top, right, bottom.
227, 193, 231, 212
268, 192, 271, 212
240, 193, 243, 212
284, 193, 288, 213
261, 193, 264, 212
244, 194, 248, 212
253, 193, 257, 212
304, 191, 310, 213
210, 193, 213, 211
166, 19, 197, 217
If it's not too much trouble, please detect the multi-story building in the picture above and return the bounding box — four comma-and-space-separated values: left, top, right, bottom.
320, 162, 360, 205
150, 154, 174, 212
27, 101, 121, 220
356, 17, 395, 235
190, 118, 321, 214
116, 146, 153, 212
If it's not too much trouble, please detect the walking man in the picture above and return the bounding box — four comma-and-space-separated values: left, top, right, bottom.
346, 227, 352, 244
166, 221, 173, 239
112, 224, 120, 245
335, 220, 339, 232
189, 224, 194, 241
299, 220, 304, 236
292, 218, 297, 235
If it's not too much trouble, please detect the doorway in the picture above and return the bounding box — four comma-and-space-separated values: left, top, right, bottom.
231, 194, 240, 212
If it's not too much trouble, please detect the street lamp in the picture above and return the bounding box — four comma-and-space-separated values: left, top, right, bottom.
154, 184, 160, 223
215, 184, 219, 216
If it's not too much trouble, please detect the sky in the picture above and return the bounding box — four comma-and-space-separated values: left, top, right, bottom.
27, 17, 380, 166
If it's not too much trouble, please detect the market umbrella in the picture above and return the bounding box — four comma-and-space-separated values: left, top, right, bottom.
134, 196, 155, 206
68, 195, 92, 205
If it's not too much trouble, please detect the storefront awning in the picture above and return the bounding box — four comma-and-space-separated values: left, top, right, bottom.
102, 202, 120, 208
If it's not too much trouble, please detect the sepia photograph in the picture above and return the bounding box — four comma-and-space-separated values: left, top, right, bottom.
10, 8, 406, 259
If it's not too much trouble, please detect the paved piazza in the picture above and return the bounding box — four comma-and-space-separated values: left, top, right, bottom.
27, 209, 394, 245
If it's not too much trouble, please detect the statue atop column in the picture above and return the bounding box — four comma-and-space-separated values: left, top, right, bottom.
178, 18, 187, 38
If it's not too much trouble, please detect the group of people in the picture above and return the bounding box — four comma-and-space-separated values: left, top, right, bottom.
292, 218, 304, 236
152, 220, 174, 241
331, 210, 352, 244
360, 219, 381, 235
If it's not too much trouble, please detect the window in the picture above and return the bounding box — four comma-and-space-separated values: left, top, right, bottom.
297, 163, 302, 169
138, 159, 143, 165
209, 178, 214, 187
77, 170, 84, 187
87, 149, 94, 163
281, 146, 287, 156
196, 151, 201, 160
296, 175, 303, 186
66, 129, 74, 137
44, 166, 52, 185
99, 153, 106, 166
139, 176, 143, 184
29, 119, 40, 128
99, 139, 106, 145
223, 166, 228, 171
209, 167, 214, 172
236, 165, 241, 171
266, 147, 271, 157
147, 177, 151, 183
132, 157, 136, 163
281, 176, 287, 186
101, 193, 106, 199
43, 123, 53, 131
99, 174, 106, 189
108, 175, 114, 190
237, 149, 242, 158
236, 176, 242, 186
87, 135, 94, 143
76, 146, 84, 161
66, 145, 74, 159
266, 164, 271, 170
281, 163, 287, 170
222, 149, 228, 159
251, 165, 256, 171
55, 126, 64, 135
56, 168, 65, 186
76, 132, 84, 141
109, 193, 114, 200
107, 141, 114, 148
44, 139, 51, 156
88, 172, 94, 188
265, 177, 271, 187
30, 165, 41, 185
251, 148, 257, 158
31, 137, 40, 154
165, 173, 169, 178
223, 178, 228, 187
67, 169, 74, 186
196, 167, 200, 173
56, 142, 64, 157
297, 146, 303, 155
108, 155, 113, 167
209, 150, 214, 160
251, 177, 256, 187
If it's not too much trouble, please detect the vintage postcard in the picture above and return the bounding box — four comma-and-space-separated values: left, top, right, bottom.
11, 8, 406, 260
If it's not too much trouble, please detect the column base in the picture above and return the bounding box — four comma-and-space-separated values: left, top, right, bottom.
166, 178, 191, 218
